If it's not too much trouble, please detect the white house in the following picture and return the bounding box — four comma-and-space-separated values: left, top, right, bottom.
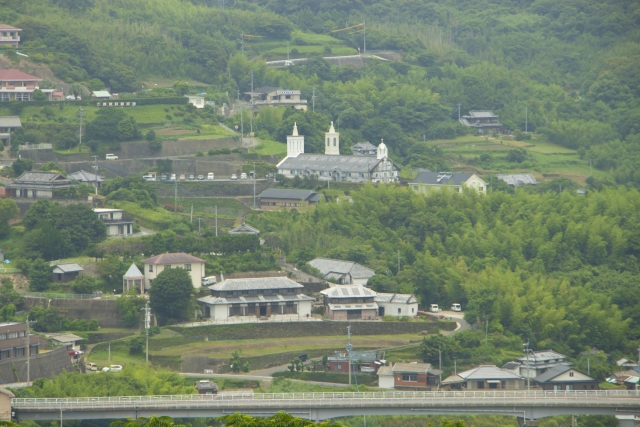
94, 208, 135, 236
186, 95, 205, 109
140, 253, 206, 291
374, 293, 419, 317
276, 123, 399, 183
377, 366, 394, 389
197, 277, 314, 322
409, 171, 487, 195
307, 257, 375, 285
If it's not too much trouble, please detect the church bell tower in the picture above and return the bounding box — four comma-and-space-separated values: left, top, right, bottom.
286, 122, 304, 157
324, 121, 340, 155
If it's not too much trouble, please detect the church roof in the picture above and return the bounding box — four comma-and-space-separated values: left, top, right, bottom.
278, 154, 383, 173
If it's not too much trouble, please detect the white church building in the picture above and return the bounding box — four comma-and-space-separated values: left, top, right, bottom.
276, 123, 399, 183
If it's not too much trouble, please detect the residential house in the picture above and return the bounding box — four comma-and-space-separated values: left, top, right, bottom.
46, 333, 83, 351
258, 188, 322, 211
94, 208, 134, 236
378, 366, 394, 388
194, 380, 218, 395
197, 277, 314, 321
387, 362, 442, 391
91, 91, 112, 99
0, 322, 39, 361
0, 116, 21, 145
409, 171, 487, 195
608, 370, 640, 390
496, 173, 537, 186
0, 69, 56, 101
458, 111, 508, 135
327, 350, 383, 373
5, 172, 73, 199
0, 25, 21, 48
186, 95, 205, 109
441, 365, 525, 390
277, 123, 399, 183
141, 253, 207, 291
533, 364, 599, 391
51, 263, 83, 282
69, 170, 104, 189
123, 263, 144, 294
228, 223, 260, 235
320, 285, 378, 320
244, 87, 307, 111
351, 141, 378, 157
515, 350, 569, 378
307, 257, 375, 285
374, 293, 418, 317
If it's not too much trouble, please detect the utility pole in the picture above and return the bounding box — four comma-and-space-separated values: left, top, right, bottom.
590, 158, 593, 176
26, 317, 30, 386
363, 20, 366, 55
438, 345, 442, 371
78, 109, 84, 153
215, 205, 218, 236
486, 317, 489, 345
250, 72, 254, 140
108, 342, 111, 363
312, 87, 316, 112
253, 163, 256, 209
240, 34, 244, 54
240, 108, 244, 146
92, 155, 98, 196
198, 218, 201, 243
525, 107, 528, 133
397, 250, 401, 271
454, 357, 457, 375
190, 204, 193, 223
347, 326, 353, 386
174, 179, 178, 218
287, 41, 290, 61
457, 104, 461, 120
524, 339, 530, 392
141, 301, 150, 363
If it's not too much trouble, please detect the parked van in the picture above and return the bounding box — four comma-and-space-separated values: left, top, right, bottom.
240, 173, 248, 180
207, 173, 214, 180
170, 174, 176, 181
231, 174, 237, 180
451, 303, 462, 312
429, 304, 440, 313
143, 175, 155, 181
105, 154, 118, 160
202, 276, 217, 286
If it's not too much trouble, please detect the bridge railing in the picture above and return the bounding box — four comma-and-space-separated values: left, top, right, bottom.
12, 390, 640, 408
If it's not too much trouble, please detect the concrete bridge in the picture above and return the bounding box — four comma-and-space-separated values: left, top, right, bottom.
7, 390, 640, 425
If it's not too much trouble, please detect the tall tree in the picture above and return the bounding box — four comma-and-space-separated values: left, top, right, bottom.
148, 268, 194, 324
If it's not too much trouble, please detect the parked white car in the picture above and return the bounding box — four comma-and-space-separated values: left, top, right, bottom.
240, 173, 248, 180
109, 365, 123, 372
207, 173, 214, 180
101, 367, 110, 372
451, 303, 462, 312
429, 304, 440, 313
231, 174, 237, 180
105, 154, 118, 160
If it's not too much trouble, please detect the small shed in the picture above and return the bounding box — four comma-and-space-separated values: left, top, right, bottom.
47, 333, 84, 350
91, 91, 111, 99
51, 263, 83, 282
194, 380, 218, 395
228, 223, 260, 235
123, 263, 144, 294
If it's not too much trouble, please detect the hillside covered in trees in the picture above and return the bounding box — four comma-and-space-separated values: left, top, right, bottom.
1, 0, 639, 183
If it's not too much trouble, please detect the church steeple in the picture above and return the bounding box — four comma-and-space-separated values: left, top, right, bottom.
376, 139, 388, 159
325, 121, 340, 155
286, 122, 304, 158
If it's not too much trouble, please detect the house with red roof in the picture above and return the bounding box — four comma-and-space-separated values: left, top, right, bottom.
0, 69, 56, 101
0, 25, 21, 48
140, 253, 206, 291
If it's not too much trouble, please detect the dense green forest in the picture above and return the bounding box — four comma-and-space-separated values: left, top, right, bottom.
2, 0, 639, 182
251, 185, 640, 358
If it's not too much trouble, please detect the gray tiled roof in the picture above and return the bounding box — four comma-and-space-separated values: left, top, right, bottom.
14, 172, 69, 183
320, 285, 377, 298
458, 365, 522, 380
210, 277, 303, 291
308, 258, 375, 279
0, 116, 21, 128
392, 362, 435, 374
410, 171, 475, 186
496, 173, 537, 186
533, 364, 589, 384
198, 293, 313, 305
258, 188, 320, 201
141, 253, 205, 265
51, 263, 83, 273
228, 223, 260, 235
351, 142, 377, 156
123, 263, 144, 278
464, 111, 499, 119
516, 350, 567, 364
374, 293, 417, 304
278, 154, 383, 174
68, 170, 104, 183
195, 380, 218, 391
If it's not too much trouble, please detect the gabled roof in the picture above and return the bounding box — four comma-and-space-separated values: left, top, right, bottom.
0, 116, 21, 128
258, 188, 321, 202
51, 263, 83, 273
228, 223, 260, 235
392, 362, 438, 374
0, 25, 21, 30
210, 277, 303, 291
533, 364, 595, 384
46, 333, 84, 343
14, 172, 70, 183
124, 263, 144, 278
307, 258, 375, 280
68, 170, 104, 183
463, 111, 499, 119
374, 293, 417, 304
0, 69, 41, 81
278, 154, 385, 174
198, 293, 314, 305
410, 171, 477, 186
516, 350, 567, 364
92, 90, 111, 98
444, 365, 522, 383
141, 253, 206, 265
320, 285, 376, 298
496, 173, 537, 186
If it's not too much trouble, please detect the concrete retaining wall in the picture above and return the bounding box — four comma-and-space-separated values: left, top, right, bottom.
121, 139, 239, 159
23, 296, 126, 328
0, 347, 72, 384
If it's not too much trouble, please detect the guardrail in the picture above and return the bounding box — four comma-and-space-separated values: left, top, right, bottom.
19, 292, 118, 300
12, 389, 640, 409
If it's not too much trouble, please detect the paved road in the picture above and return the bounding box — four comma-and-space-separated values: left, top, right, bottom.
179, 372, 351, 389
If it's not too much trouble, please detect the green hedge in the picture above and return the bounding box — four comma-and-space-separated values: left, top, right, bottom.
272, 370, 377, 386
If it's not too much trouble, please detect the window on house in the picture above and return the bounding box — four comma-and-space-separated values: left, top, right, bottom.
569, 372, 574, 377
8, 332, 17, 339
477, 381, 485, 389
149, 265, 153, 272
0, 334, 6, 340
14, 347, 25, 357
19, 331, 25, 337
165, 265, 171, 269
184, 264, 192, 271
479, 187, 484, 191
0, 349, 10, 360
336, 364, 342, 370
398, 308, 401, 314
402, 374, 417, 382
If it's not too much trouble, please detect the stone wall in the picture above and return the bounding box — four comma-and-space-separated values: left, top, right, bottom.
23, 296, 127, 328
0, 347, 72, 384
